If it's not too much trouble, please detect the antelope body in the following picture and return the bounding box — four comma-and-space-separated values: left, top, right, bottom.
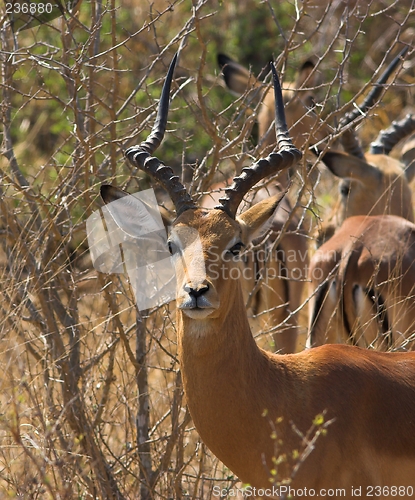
101, 55, 415, 493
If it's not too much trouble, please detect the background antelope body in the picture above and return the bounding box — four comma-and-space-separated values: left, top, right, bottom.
309, 215, 415, 349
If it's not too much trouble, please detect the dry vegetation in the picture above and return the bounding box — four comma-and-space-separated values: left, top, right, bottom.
0, 0, 414, 498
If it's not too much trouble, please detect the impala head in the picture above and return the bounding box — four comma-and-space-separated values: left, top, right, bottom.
321, 147, 415, 224
101, 54, 301, 326
165, 199, 283, 323
218, 53, 327, 151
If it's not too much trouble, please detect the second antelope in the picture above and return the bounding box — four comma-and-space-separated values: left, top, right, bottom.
101, 55, 415, 493
309, 55, 415, 349
316, 46, 412, 243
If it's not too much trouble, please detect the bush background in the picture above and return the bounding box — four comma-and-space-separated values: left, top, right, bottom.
0, 0, 414, 498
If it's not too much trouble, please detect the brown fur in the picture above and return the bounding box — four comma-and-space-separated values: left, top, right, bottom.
309, 215, 415, 349
310, 126, 415, 349
322, 152, 415, 228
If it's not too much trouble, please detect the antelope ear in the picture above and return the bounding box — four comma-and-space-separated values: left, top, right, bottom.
236, 192, 285, 243
100, 185, 163, 238
295, 58, 318, 89
158, 205, 174, 228
101, 184, 128, 203
217, 53, 261, 98
321, 151, 380, 183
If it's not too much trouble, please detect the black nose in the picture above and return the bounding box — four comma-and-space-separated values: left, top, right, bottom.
184, 284, 209, 299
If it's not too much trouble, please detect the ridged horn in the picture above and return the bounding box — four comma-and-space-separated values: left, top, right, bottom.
369, 114, 415, 155
217, 62, 302, 218
340, 46, 409, 158
124, 53, 196, 216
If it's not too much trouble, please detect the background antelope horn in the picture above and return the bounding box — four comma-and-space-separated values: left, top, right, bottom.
370, 113, 415, 155
340, 46, 409, 158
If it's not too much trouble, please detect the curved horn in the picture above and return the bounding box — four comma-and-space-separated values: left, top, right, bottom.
340, 46, 409, 158
124, 54, 196, 216
369, 114, 415, 155
217, 63, 302, 218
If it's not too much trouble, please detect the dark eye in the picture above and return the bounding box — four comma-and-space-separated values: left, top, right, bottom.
340, 182, 351, 197
167, 240, 178, 255
227, 242, 245, 257
306, 95, 316, 109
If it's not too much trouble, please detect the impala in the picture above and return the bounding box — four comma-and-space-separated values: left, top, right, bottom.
318, 114, 415, 241
101, 55, 415, 493
316, 47, 412, 244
